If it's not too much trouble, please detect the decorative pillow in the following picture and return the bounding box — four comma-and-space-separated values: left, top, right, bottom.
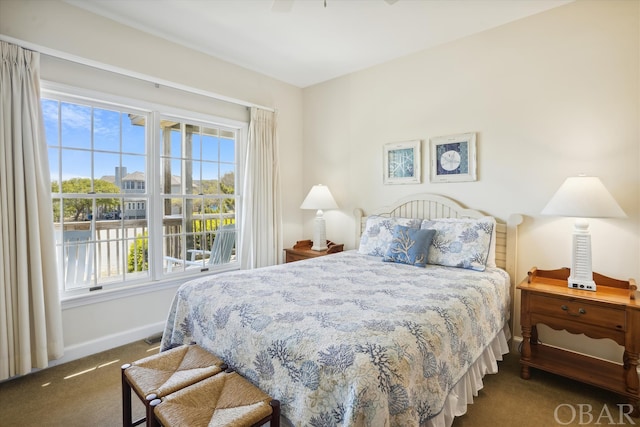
383, 225, 436, 267
358, 216, 422, 257
420, 217, 495, 271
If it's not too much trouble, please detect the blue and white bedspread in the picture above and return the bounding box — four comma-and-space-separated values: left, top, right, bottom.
161, 250, 511, 427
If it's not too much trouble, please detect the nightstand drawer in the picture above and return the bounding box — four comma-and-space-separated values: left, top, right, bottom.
285, 252, 310, 263
529, 294, 626, 331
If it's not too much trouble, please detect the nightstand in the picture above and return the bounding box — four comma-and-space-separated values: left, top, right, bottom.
284, 239, 343, 263
518, 267, 640, 414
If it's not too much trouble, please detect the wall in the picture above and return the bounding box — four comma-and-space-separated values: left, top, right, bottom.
303, 0, 639, 361
0, 0, 304, 364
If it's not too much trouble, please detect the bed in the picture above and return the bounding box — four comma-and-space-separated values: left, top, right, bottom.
160, 193, 523, 427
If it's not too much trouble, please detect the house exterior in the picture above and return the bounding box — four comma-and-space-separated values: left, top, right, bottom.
100, 167, 145, 219
101, 167, 196, 220
0, 0, 638, 368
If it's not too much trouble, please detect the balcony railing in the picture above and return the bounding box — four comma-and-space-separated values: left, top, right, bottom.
55, 215, 235, 288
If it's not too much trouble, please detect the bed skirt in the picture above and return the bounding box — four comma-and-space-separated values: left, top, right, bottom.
276, 325, 511, 427
426, 324, 511, 427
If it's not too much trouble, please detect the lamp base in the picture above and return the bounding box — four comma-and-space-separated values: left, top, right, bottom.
311, 214, 328, 251
567, 276, 596, 291
569, 219, 596, 291
311, 243, 328, 251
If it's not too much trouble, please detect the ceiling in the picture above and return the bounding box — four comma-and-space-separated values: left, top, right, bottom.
65, 0, 572, 88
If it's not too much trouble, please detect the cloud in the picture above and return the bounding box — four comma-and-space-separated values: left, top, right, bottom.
60, 102, 92, 131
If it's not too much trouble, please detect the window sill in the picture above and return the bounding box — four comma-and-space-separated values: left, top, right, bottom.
60, 265, 240, 310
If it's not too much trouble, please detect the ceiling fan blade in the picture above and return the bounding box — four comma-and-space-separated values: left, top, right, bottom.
384, 0, 399, 4
271, 0, 294, 13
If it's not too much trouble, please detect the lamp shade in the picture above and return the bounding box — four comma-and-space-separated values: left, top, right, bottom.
541, 176, 626, 219
300, 185, 338, 210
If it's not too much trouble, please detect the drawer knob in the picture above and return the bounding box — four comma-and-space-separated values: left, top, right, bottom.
561, 305, 586, 316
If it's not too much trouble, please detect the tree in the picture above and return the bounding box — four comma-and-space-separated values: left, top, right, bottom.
128, 232, 148, 272
51, 181, 61, 222
220, 172, 235, 212
52, 178, 121, 221
220, 171, 234, 189
191, 172, 235, 214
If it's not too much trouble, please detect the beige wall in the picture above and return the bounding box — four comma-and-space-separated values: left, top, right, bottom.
0, 0, 304, 363
303, 0, 639, 361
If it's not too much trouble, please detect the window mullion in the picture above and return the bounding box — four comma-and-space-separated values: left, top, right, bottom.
148, 111, 163, 280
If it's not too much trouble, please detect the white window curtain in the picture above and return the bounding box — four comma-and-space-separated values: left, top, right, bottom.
240, 107, 282, 268
0, 41, 64, 380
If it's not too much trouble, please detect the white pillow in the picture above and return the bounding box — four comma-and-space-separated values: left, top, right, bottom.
358, 216, 422, 257
420, 216, 496, 271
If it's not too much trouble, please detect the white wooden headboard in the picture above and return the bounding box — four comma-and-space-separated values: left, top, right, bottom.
353, 193, 523, 285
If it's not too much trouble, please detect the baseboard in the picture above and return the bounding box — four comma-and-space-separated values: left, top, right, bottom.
47, 321, 166, 368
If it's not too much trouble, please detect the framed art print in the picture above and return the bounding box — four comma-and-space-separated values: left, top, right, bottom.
383, 140, 421, 185
429, 132, 477, 183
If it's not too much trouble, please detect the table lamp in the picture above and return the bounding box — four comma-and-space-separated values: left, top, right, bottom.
541, 175, 626, 291
300, 184, 338, 251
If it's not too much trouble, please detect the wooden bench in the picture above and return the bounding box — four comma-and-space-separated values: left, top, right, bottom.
121, 343, 226, 427
150, 369, 280, 427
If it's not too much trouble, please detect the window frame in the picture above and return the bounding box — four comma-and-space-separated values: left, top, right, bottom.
42, 81, 248, 303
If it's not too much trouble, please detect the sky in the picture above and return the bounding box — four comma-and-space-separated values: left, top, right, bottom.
42, 98, 235, 185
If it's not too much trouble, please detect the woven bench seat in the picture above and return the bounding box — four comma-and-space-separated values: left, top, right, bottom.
121, 343, 226, 427
150, 370, 280, 427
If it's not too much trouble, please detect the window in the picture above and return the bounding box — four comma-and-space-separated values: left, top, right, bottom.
159, 117, 237, 273
44, 89, 242, 297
